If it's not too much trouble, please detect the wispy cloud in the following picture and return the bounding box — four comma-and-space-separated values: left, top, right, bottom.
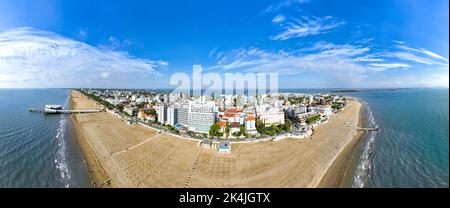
271, 16, 345, 40
79, 30, 87, 38
367, 63, 410, 71
0, 27, 168, 87
393, 42, 449, 64
208, 43, 370, 83
208, 47, 218, 58
263, 0, 309, 13
208, 40, 449, 87
272, 15, 286, 24
98, 36, 133, 50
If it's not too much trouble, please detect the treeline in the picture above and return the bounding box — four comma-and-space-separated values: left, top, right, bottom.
306, 114, 321, 124
331, 103, 343, 110
256, 119, 291, 136
81, 91, 115, 110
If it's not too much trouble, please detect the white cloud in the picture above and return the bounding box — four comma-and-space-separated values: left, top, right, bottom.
0, 27, 168, 87
98, 36, 133, 50
386, 43, 449, 66
418, 48, 449, 63
79, 30, 87, 38
208, 43, 371, 83
263, 0, 309, 13
101, 71, 110, 78
367, 63, 410, 71
208, 47, 218, 58
272, 15, 286, 24
431, 74, 449, 87
208, 40, 449, 87
271, 16, 345, 40
386, 52, 437, 65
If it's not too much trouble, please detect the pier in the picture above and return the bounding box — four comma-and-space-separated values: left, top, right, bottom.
29, 108, 103, 114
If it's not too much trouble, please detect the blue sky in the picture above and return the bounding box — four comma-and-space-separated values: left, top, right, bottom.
0, 0, 448, 88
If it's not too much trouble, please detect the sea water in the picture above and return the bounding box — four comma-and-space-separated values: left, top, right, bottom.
347, 88, 449, 188
0, 89, 91, 187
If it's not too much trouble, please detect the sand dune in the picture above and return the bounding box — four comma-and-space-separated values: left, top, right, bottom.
70, 90, 362, 188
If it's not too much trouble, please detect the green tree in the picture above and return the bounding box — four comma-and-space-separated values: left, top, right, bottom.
137, 102, 149, 108
271, 124, 279, 133
332, 103, 342, 110
145, 108, 157, 115
306, 115, 321, 124
285, 119, 292, 131
239, 125, 246, 134
209, 123, 220, 138
116, 104, 124, 112
257, 123, 266, 135
267, 130, 275, 136
225, 123, 230, 138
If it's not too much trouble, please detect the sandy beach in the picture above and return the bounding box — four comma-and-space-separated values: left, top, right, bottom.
70, 90, 363, 188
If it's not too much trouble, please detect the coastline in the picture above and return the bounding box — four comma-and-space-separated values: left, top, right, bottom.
70, 89, 363, 188
316, 100, 366, 187
70, 92, 114, 188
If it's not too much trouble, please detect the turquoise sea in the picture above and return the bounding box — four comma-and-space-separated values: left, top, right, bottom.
0, 88, 448, 187
346, 88, 449, 187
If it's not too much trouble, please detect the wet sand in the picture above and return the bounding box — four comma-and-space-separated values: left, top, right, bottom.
70, 90, 363, 187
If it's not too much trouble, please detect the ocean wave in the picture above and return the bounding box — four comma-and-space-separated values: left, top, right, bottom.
352, 102, 377, 188
54, 95, 71, 188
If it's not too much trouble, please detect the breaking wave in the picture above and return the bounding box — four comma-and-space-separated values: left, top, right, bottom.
54, 95, 71, 188
352, 101, 378, 188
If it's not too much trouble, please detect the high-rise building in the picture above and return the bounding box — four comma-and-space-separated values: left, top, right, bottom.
175, 104, 189, 126
167, 106, 177, 126
157, 105, 167, 123
187, 101, 216, 132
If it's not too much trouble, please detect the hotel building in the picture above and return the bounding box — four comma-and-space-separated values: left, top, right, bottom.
187, 101, 216, 132
166, 106, 177, 126
157, 105, 167, 124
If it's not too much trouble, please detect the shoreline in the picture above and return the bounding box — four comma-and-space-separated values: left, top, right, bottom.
316, 100, 366, 187
70, 89, 364, 188
70, 92, 114, 188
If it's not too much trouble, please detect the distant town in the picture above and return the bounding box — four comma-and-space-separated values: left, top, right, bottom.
80, 89, 347, 143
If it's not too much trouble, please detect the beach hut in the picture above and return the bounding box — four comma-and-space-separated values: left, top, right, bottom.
218, 141, 231, 153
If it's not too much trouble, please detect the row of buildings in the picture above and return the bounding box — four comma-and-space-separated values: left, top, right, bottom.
81, 89, 346, 138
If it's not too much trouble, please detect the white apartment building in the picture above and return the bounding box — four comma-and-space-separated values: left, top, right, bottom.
257, 110, 285, 126
274, 99, 283, 110
244, 116, 257, 134
187, 101, 216, 132
175, 104, 189, 126
166, 106, 177, 126
157, 105, 167, 123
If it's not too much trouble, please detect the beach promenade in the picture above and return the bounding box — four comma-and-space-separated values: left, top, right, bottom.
70, 90, 363, 188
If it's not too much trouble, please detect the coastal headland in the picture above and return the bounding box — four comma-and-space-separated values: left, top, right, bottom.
70, 90, 363, 188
